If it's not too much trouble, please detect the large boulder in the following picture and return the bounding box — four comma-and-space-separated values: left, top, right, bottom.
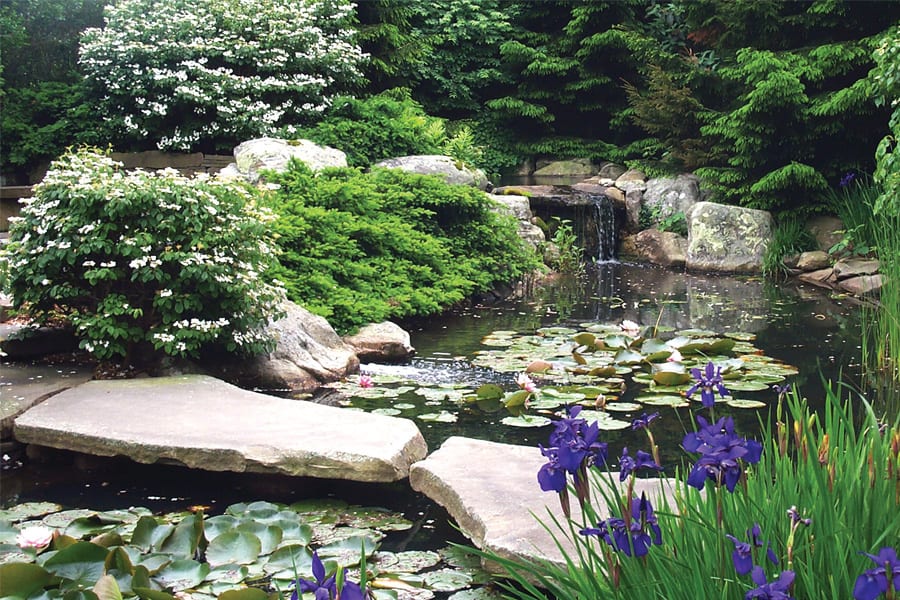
532, 158, 597, 177
620, 229, 687, 269
643, 175, 702, 225
488, 193, 546, 250
374, 155, 490, 190
231, 137, 347, 182
343, 321, 415, 363
214, 300, 358, 394
806, 215, 844, 253
686, 202, 773, 273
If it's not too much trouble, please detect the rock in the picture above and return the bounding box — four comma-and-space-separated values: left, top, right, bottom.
614, 168, 648, 192
806, 215, 844, 252
797, 267, 837, 289
409, 436, 678, 572
343, 321, 415, 363
0, 292, 12, 322
603, 186, 625, 206
14, 374, 427, 482
621, 229, 687, 269
374, 155, 489, 190
1, 363, 93, 440
597, 161, 627, 180
232, 137, 347, 182
686, 202, 772, 273
532, 159, 597, 177
796, 250, 831, 271
832, 258, 879, 280
837, 274, 882, 297
213, 300, 358, 394
643, 175, 701, 225
625, 188, 643, 233
488, 194, 546, 250
0, 323, 78, 360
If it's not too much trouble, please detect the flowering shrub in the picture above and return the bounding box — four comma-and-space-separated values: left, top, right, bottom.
78, 0, 366, 152
0, 148, 285, 364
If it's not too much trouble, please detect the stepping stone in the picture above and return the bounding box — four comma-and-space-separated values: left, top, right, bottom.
1, 362, 93, 440
14, 374, 427, 482
410, 436, 677, 571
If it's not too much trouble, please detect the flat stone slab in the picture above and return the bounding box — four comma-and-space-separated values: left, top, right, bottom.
1, 362, 93, 440
410, 436, 677, 571
14, 374, 427, 482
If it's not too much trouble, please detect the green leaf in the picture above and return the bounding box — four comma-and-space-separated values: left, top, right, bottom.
474, 384, 503, 401
503, 390, 531, 408
43, 541, 108, 586
218, 589, 269, 600
153, 559, 210, 591
0, 562, 53, 598
93, 575, 123, 600
206, 532, 262, 567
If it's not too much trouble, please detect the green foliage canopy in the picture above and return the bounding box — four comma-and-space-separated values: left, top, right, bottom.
266, 163, 538, 333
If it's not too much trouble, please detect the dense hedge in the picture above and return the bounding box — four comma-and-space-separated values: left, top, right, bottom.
265, 162, 539, 333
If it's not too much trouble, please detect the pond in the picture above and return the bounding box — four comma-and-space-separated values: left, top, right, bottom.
0, 261, 866, 596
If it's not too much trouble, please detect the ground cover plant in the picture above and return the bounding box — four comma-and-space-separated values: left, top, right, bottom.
468, 372, 900, 599
265, 161, 538, 334
0, 148, 285, 365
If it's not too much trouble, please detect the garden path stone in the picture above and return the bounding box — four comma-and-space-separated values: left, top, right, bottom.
13, 374, 427, 482
409, 436, 678, 572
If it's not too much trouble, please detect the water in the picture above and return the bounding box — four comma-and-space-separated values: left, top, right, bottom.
1, 262, 864, 538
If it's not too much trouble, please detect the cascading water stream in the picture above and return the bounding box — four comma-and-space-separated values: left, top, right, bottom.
591, 193, 618, 262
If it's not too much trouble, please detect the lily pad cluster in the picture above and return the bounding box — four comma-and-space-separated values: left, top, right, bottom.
325, 320, 798, 432
468, 323, 798, 426
0, 500, 498, 600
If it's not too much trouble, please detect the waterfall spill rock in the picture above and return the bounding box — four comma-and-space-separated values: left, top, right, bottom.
14, 374, 427, 482
231, 137, 347, 182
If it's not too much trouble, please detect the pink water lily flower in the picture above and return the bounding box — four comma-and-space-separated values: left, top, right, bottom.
667, 348, 683, 362
358, 374, 374, 388
516, 372, 537, 393
620, 320, 641, 337
16, 525, 53, 549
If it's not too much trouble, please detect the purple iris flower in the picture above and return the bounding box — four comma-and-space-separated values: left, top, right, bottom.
840, 172, 856, 187
631, 412, 660, 431
745, 567, 795, 599
337, 580, 367, 600
683, 415, 762, 492
853, 547, 900, 600
726, 524, 779, 575
291, 552, 336, 600
580, 493, 662, 557
537, 444, 567, 493
686, 361, 730, 408
618, 447, 663, 482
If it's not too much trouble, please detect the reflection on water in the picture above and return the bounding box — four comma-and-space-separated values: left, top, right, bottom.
3, 263, 865, 514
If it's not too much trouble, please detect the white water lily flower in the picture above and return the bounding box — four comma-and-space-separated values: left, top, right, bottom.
621, 320, 641, 337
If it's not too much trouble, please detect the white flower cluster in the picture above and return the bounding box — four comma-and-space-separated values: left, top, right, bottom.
171, 317, 230, 332
79, 0, 367, 151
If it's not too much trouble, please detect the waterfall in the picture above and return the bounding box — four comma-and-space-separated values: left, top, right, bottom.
591, 194, 618, 263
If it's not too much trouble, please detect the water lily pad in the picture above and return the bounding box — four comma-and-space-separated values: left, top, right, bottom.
573, 410, 631, 430
722, 380, 773, 392
538, 326, 578, 337
636, 395, 689, 408
0, 502, 63, 523
500, 414, 551, 428
727, 399, 768, 409
448, 588, 504, 600
263, 544, 313, 575
475, 384, 503, 401
418, 411, 458, 423
525, 360, 554, 373
724, 331, 757, 341
317, 534, 379, 566
154, 559, 210, 591
394, 403, 417, 410
372, 550, 441, 573
605, 402, 643, 412
42, 510, 98, 529
372, 408, 402, 417
651, 363, 691, 386
206, 531, 262, 567
437, 547, 482, 570
205, 564, 249, 585
342, 508, 413, 532
422, 569, 473, 593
